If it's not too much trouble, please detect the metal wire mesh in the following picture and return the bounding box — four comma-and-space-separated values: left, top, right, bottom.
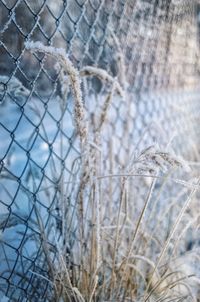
0, 0, 200, 300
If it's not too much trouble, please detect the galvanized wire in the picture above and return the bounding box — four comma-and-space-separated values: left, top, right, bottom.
0, 0, 200, 300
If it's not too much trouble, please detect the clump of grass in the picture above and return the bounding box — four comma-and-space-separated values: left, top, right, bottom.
24, 41, 200, 302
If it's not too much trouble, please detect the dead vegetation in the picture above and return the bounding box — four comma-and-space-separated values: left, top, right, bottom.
21, 38, 200, 302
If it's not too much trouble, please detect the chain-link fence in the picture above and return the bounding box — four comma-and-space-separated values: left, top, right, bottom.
1, 0, 200, 301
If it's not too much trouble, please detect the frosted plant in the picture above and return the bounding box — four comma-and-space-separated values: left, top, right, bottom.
23, 39, 199, 302
25, 41, 88, 147
54, 62, 70, 110
127, 145, 191, 175
0, 75, 30, 103
80, 66, 125, 98
108, 27, 127, 89
96, 81, 117, 132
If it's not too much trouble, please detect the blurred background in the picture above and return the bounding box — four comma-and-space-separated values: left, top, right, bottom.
0, 0, 200, 300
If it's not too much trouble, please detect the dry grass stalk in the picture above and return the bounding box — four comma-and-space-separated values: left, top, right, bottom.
25, 41, 88, 147
25, 41, 91, 261
80, 66, 125, 98
23, 40, 200, 302
109, 27, 126, 89
144, 179, 200, 301
96, 84, 115, 132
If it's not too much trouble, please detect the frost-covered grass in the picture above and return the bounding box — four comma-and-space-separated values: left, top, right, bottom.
8, 41, 198, 301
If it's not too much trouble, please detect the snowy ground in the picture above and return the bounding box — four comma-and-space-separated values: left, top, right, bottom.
0, 89, 200, 299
